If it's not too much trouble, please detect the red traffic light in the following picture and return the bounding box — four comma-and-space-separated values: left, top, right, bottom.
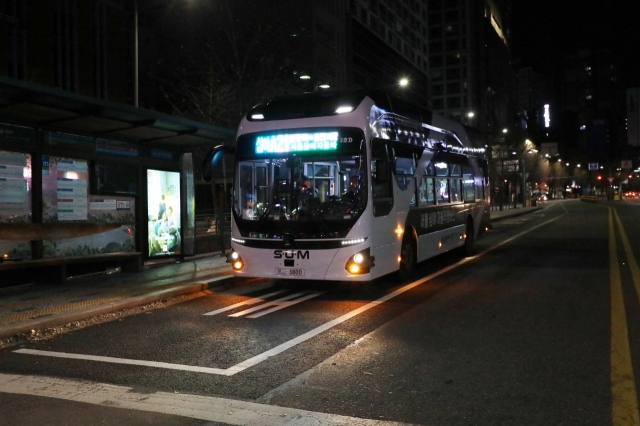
597, 175, 602, 180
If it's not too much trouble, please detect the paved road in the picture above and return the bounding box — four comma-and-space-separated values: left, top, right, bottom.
0, 199, 639, 425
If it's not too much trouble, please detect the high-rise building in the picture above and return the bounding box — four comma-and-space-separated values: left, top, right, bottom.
562, 48, 626, 163
627, 87, 640, 148
426, 0, 513, 134
513, 65, 555, 139
348, 0, 430, 106
0, 0, 134, 103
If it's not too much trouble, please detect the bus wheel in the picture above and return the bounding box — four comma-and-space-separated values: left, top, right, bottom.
399, 237, 416, 279
461, 218, 474, 256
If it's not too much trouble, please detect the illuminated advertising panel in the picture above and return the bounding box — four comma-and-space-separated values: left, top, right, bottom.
544, 104, 551, 128
147, 169, 181, 257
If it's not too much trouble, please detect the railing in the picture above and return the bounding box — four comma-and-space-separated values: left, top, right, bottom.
195, 213, 231, 235
193, 213, 232, 256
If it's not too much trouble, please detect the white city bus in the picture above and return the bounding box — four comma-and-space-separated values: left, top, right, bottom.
207, 89, 490, 281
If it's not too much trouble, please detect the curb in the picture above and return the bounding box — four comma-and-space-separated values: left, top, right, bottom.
490, 207, 542, 223
0, 274, 233, 340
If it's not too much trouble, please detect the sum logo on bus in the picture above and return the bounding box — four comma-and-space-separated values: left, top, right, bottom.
274, 250, 310, 259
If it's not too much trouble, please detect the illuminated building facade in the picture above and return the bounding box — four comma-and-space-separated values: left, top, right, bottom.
426, 0, 513, 134
348, 0, 430, 106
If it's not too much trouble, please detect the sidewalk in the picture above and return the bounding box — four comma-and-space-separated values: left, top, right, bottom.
489, 203, 543, 222
0, 254, 233, 343
0, 205, 543, 345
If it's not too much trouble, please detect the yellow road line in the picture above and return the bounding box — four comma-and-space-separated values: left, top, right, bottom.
614, 208, 640, 306
609, 207, 640, 425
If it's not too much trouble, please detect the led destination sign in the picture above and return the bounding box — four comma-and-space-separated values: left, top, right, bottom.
255, 132, 338, 154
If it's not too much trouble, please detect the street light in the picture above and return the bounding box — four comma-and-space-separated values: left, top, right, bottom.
134, 0, 139, 107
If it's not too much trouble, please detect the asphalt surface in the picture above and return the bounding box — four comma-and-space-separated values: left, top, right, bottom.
1, 198, 638, 425
0, 204, 540, 343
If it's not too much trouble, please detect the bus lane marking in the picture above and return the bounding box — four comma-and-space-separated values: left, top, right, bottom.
231, 291, 325, 318
14, 213, 565, 376
202, 289, 287, 316
610, 208, 640, 426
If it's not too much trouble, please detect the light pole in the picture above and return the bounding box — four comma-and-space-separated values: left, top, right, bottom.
521, 140, 536, 207
134, 0, 139, 107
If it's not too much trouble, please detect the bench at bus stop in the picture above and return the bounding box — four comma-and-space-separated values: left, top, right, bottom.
0, 252, 142, 285
0, 222, 142, 285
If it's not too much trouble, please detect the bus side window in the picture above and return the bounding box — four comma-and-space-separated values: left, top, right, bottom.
371, 138, 393, 216
420, 176, 435, 205
436, 178, 449, 204
462, 164, 474, 202
394, 157, 414, 190
450, 178, 462, 203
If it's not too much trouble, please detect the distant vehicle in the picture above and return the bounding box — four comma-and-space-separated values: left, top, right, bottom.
539, 194, 548, 201
623, 191, 638, 198
204, 89, 490, 281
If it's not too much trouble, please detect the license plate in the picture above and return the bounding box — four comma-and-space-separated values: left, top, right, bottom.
276, 268, 305, 277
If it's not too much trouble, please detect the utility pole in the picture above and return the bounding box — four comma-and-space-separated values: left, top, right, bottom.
134, 0, 139, 108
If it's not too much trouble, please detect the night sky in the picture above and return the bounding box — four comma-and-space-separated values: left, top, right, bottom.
510, 1, 640, 86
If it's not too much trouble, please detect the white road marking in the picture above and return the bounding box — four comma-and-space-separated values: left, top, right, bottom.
15, 214, 564, 376
233, 291, 325, 318
203, 290, 288, 316
14, 348, 232, 375
0, 373, 413, 426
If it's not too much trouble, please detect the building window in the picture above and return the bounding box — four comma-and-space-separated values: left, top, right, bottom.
445, 68, 461, 79
444, 10, 458, 23
429, 26, 441, 39
430, 55, 443, 67
5, 0, 27, 79
53, 0, 78, 92
447, 97, 461, 108
428, 0, 442, 10
446, 82, 461, 93
445, 38, 460, 50
93, 1, 107, 99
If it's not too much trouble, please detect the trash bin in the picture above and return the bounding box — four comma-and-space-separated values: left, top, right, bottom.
531, 199, 537, 207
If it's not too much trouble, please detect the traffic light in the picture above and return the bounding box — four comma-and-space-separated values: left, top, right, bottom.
597, 175, 602, 180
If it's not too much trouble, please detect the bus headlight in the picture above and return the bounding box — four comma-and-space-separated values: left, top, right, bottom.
226, 251, 244, 271
345, 248, 375, 275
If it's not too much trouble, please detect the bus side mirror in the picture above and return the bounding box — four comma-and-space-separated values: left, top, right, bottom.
376, 160, 389, 184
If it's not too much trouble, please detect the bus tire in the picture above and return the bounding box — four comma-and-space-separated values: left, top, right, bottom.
398, 235, 416, 280
461, 218, 474, 256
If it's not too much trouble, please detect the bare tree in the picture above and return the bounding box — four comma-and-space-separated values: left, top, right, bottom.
148, 0, 312, 129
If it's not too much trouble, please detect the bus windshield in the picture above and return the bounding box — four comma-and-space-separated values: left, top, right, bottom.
233, 129, 367, 226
